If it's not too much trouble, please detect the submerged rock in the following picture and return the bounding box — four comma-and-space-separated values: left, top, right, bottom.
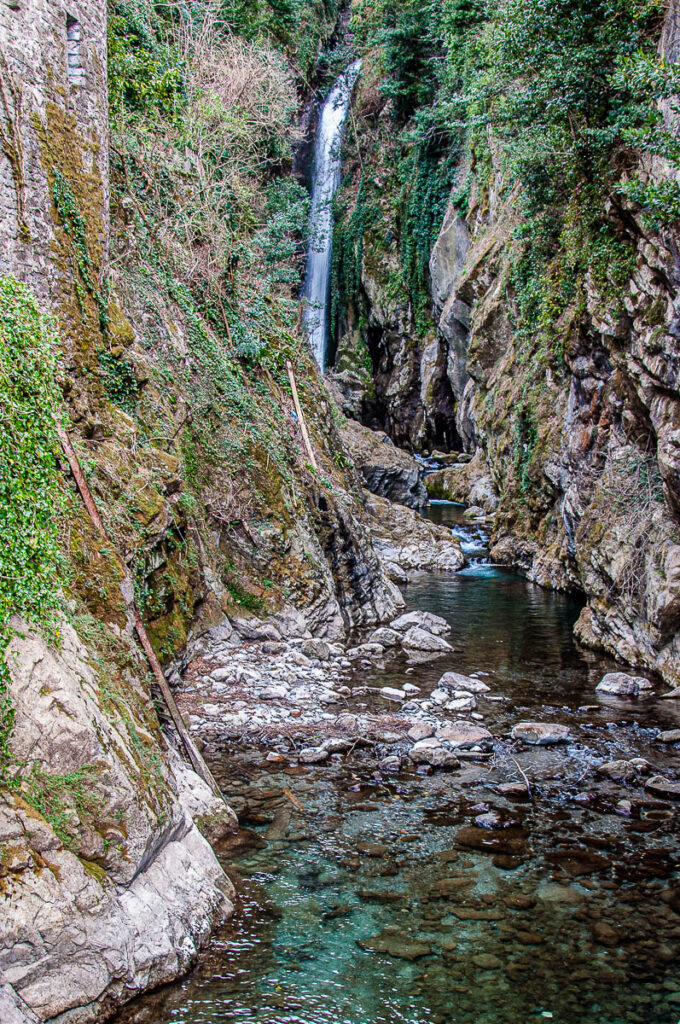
511, 722, 571, 745
455, 825, 527, 855
472, 953, 503, 970
357, 929, 431, 961
596, 672, 653, 696
356, 842, 389, 857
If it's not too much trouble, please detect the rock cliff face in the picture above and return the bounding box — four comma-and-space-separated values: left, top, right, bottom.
331, 70, 458, 454
337, 2, 680, 685
0, 618, 236, 1023
339, 416, 427, 509
426, 70, 680, 684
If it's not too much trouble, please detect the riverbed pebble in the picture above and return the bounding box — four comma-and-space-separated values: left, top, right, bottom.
657, 729, 680, 744
299, 747, 330, 764
408, 722, 436, 741
645, 775, 680, 799
438, 671, 491, 693
511, 722, 571, 745
409, 740, 460, 769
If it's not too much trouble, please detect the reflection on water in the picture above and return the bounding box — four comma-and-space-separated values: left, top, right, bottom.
116, 529, 680, 1024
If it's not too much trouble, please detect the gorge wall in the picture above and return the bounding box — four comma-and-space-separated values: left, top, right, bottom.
331, 0, 680, 687
0, 1, 400, 1020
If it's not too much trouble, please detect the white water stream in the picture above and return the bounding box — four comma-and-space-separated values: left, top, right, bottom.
302, 60, 361, 372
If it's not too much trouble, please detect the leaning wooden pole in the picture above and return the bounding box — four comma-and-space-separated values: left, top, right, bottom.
286, 359, 318, 471
55, 423, 225, 801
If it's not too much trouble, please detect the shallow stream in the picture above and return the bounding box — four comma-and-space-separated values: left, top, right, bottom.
117, 505, 680, 1024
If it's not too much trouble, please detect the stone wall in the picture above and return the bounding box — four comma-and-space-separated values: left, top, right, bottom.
0, 0, 108, 306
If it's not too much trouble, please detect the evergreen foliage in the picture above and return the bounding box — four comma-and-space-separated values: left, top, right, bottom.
0, 278, 66, 782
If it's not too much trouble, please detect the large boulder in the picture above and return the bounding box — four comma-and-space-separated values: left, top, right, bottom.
341, 419, 427, 509
425, 451, 498, 512
391, 610, 450, 636
402, 627, 452, 652
366, 492, 465, 574
596, 673, 654, 696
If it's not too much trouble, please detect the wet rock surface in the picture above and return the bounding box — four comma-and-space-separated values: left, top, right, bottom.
511, 721, 572, 745
596, 672, 654, 696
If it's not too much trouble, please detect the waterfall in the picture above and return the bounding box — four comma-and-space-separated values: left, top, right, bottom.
302, 60, 362, 373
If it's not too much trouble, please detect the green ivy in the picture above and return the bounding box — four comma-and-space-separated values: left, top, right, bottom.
512, 404, 539, 495
0, 278, 67, 783
25, 764, 100, 847
51, 168, 109, 333
98, 352, 139, 413
107, 0, 185, 122
398, 140, 457, 328
255, 179, 310, 287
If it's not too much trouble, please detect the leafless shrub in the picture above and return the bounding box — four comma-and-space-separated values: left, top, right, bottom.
112, 8, 301, 300
598, 443, 665, 607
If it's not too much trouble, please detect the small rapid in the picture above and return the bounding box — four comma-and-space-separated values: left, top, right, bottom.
302, 61, 361, 371
426, 499, 492, 571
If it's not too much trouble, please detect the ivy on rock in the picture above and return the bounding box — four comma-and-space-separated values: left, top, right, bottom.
0, 277, 67, 782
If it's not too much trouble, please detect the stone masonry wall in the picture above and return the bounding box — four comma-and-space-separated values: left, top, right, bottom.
0, 0, 108, 307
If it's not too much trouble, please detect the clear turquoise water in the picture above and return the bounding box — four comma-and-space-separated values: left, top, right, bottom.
116, 528, 680, 1024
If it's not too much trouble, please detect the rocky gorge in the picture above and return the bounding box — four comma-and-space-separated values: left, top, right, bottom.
0, 0, 679, 1022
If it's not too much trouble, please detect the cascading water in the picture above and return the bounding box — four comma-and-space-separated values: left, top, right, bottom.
302, 60, 361, 372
